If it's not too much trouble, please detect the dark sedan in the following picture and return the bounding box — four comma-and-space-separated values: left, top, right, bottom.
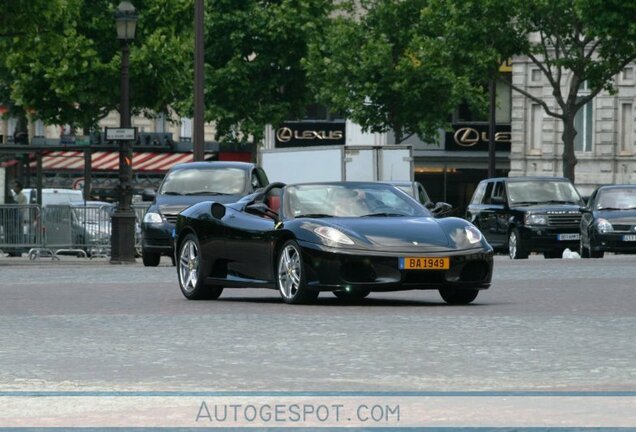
580, 185, 636, 258
141, 161, 269, 266
174, 181, 493, 305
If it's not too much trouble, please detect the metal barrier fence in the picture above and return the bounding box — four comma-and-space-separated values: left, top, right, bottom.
0, 203, 151, 259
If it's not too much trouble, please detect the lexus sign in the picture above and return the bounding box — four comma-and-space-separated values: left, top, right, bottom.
274, 121, 346, 148
445, 124, 511, 152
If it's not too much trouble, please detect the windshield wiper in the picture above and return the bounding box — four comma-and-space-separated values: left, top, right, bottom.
184, 191, 231, 196
597, 207, 624, 211
294, 213, 333, 218
541, 200, 577, 204
362, 212, 407, 217
161, 191, 183, 196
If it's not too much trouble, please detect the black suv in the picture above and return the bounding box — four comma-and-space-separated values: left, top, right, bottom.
141, 161, 269, 266
466, 177, 584, 259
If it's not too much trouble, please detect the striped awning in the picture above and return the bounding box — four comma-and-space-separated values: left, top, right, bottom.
29, 151, 202, 172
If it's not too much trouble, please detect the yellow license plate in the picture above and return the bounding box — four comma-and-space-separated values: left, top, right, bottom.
399, 257, 449, 270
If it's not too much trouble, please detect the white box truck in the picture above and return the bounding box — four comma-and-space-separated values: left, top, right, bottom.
259, 145, 414, 184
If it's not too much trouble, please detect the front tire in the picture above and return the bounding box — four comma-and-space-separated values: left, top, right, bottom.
142, 249, 161, 267
177, 234, 223, 300
439, 288, 479, 305
508, 228, 529, 259
277, 240, 319, 304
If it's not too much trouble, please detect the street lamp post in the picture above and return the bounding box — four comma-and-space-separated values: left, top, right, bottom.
111, 1, 138, 264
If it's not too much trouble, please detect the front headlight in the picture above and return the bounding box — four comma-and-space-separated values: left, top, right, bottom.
596, 218, 613, 233
464, 225, 483, 244
143, 211, 163, 224
314, 226, 354, 245
525, 214, 548, 225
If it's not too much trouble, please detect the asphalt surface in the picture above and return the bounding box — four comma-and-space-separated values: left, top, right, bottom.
0, 254, 635, 392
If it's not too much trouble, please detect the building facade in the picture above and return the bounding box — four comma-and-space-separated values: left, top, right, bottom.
509, 58, 636, 196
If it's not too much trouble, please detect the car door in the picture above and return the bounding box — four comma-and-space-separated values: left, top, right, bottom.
468, 181, 501, 246
223, 207, 278, 282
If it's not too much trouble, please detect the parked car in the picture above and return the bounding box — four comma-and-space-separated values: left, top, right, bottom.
70, 201, 114, 256
141, 161, 269, 267
580, 185, 636, 258
465, 176, 584, 259
174, 181, 493, 305
384, 180, 453, 217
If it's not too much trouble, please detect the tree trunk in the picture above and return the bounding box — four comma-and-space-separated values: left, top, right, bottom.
393, 122, 402, 145
561, 114, 578, 183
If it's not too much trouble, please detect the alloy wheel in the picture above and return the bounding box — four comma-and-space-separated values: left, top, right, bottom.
278, 244, 301, 300
508, 231, 517, 259
179, 239, 199, 293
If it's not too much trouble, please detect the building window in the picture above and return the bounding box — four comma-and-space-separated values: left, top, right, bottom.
574, 100, 593, 152
530, 68, 542, 84
34, 120, 45, 137
8, 117, 17, 137
154, 112, 166, 133
619, 67, 635, 85
529, 103, 543, 152
574, 80, 593, 153
180, 117, 192, 140
620, 102, 633, 153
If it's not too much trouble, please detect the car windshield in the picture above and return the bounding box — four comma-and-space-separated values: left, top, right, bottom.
507, 181, 582, 206
283, 183, 428, 218
596, 188, 636, 210
159, 167, 247, 195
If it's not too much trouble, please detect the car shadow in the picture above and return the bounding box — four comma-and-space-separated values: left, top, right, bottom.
216, 295, 491, 307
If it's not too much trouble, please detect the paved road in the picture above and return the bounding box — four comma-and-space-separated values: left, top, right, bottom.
0, 254, 635, 392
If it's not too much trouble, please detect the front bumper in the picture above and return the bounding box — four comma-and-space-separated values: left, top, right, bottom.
141, 222, 174, 255
518, 225, 580, 252
590, 232, 636, 253
297, 241, 493, 292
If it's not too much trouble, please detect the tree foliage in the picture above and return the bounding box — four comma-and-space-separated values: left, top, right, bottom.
304, 0, 484, 144
429, 0, 636, 182
202, 0, 332, 146
1, 0, 193, 131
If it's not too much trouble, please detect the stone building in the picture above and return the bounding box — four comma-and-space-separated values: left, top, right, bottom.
509, 58, 636, 196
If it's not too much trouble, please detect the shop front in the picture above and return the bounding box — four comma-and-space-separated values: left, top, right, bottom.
413, 123, 511, 216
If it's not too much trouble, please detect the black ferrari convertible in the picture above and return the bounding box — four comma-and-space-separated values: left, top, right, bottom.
174, 182, 493, 304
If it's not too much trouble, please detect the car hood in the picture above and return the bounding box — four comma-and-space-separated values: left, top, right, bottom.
320, 216, 451, 248
594, 209, 636, 223
156, 194, 243, 215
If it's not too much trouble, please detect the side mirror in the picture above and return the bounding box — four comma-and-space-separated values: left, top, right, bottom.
432, 202, 453, 217
141, 188, 156, 202
424, 201, 436, 210
211, 202, 226, 219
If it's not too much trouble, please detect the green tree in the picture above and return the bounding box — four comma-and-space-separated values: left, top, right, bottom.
430, 0, 636, 182
1, 0, 192, 134
304, 0, 482, 145
202, 0, 332, 148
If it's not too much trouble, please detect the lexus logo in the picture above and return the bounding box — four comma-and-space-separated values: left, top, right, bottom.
276, 127, 293, 143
